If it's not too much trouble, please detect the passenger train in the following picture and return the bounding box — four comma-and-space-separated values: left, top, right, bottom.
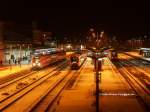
108, 49, 118, 61
32, 48, 66, 69
70, 51, 87, 70
139, 48, 150, 57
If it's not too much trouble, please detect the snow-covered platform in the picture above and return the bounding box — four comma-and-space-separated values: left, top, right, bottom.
125, 51, 150, 62
55, 57, 145, 112
100, 58, 144, 112
55, 58, 95, 112
0, 64, 31, 84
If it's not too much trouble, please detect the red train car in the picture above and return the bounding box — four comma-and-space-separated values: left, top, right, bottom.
70, 53, 87, 70
32, 48, 66, 69
108, 49, 118, 61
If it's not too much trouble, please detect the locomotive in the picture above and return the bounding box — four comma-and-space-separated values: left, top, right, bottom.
31, 48, 66, 69
108, 49, 118, 61
70, 51, 87, 70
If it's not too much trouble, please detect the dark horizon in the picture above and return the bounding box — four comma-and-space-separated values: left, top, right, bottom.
0, 0, 150, 40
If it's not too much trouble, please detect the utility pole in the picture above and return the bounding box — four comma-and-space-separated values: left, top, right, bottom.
95, 43, 101, 112
89, 29, 102, 112
95, 58, 100, 112
93, 54, 102, 112
95, 31, 104, 112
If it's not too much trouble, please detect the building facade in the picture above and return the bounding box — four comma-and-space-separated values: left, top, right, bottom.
0, 21, 32, 65
32, 22, 55, 48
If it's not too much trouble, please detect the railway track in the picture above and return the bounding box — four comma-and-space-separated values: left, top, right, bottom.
111, 55, 150, 112
122, 53, 150, 74
118, 54, 150, 88
0, 61, 68, 111
0, 59, 87, 112
0, 71, 36, 89
123, 52, 150, 64
0, 69, 32, 85
30, 59, 87, 112
0, 61, 68, 103
0, 60, 67, 89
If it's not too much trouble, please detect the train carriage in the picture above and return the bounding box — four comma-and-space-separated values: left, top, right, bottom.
108, 49, 118, 61
70, 52, 87, 70
32, 48, 66, 69
70, 55, 80, 70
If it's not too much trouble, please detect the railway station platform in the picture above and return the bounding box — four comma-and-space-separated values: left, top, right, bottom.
0, 52, 74, 79
54, 57, 144, 112
0, 62, 31, 84
0, 64, 31, 76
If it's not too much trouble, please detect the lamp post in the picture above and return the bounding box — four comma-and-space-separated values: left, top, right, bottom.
95, 59, 99, 112
91, 29, 104, 112
96, 31, 104, 49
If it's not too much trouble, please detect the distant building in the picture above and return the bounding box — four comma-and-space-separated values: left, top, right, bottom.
0, 22, 5, 63
32, 22, 55, 48
0, 21, 32, 65
126, 39, 144, 48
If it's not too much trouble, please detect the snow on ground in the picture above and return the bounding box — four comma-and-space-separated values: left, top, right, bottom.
55, 57, 145, 112
2, 68, 70, 112
0, 64, 32, 85
100, 58, 144, 112
55, 58, 95, 112
0, 64, 31, 79
0, 54, 146, 112
126, 51, 150, 61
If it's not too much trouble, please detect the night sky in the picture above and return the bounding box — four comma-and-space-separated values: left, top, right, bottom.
0, 0, 150, 40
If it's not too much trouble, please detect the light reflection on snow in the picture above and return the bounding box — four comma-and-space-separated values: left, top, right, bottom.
100, 93, 135, 96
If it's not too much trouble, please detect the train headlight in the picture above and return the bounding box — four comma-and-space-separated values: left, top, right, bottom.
33, 63, 36, 66
98, 58, 102, 61
80, 58, 84, 61
37, 63, 41, 66
72, 61, 77, 64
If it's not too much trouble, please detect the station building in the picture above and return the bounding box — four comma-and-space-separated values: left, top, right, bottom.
0, 21, 58, 66
0, 21, 32, 65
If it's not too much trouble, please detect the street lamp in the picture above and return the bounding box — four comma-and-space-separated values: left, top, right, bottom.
96, 31, 104, 49
90, 28, 94, 32
80, 45, 84, 50
89, 29, 104, 112
100, 31, 104, 38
